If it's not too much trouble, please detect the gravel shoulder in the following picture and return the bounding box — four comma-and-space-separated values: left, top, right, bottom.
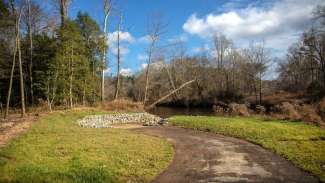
132, 126, 318, 183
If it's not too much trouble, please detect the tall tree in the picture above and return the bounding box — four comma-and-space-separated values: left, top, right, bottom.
114, 14, 123, 100
26, 0, 34, 105
101, 0, 111, 102
60, 0, 69, 26
143, 14, 166, 104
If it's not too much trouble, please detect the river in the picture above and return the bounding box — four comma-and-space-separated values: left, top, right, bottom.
147, 106, 216, 118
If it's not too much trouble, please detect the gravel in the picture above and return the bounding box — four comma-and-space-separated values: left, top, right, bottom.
77, 113, 163, 128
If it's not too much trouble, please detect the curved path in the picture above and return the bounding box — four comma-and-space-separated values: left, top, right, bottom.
132, 126, 318, 183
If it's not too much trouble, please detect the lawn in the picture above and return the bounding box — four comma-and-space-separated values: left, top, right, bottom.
169, 116, 325, 182
0, 111, 173, 183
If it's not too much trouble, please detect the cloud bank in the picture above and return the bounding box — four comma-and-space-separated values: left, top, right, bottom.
183, 0, 324, 53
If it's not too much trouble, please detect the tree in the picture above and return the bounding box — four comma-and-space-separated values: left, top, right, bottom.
213, 33, 232, 69
60, 0, 69, 26
143, 14, 167, 104
101, 0, 111, 102
53, 20, 87, 108
242, 42, 270, 104
76, 11, 104, 104
114, 14, 123, 100
5, 0, 25, 118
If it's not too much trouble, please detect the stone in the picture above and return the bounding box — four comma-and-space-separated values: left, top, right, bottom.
318, 97, 325, 119
77, 113, 162, 128
298, 104, 323, 125
255, 105, 266, 114
278, 102, 301, 121
229, 103, 250, 117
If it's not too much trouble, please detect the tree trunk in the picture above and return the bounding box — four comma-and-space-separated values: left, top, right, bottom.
144, 43, 154, 104
101, 6, 110, 102
60, 0, 68, 26
82, 79, 86, 106
46, 83, 52, 112
146, 79, 195, 109
27, 0, 34, 106
4, 32, 18, 119
144, 62, 151, 104
114, 18, 122, 100
17, 16, 26, 117
259, 72, 262, 105
253, 78, 258, 104
69, 47, 73, 109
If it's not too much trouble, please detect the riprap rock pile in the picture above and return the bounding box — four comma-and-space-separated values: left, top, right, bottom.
77, 113, 162, 128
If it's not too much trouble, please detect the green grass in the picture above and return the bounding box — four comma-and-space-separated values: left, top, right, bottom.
169, 115, 325, 182
0, 111, 173, 183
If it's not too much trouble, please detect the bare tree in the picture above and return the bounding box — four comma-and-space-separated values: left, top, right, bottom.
5, 0, 25, 118
143, 14, 167, 104
243, 41, 270, 104
213, 33, 232, 69
101, 0, 111, 102
26, 0, 33, 105
59, 0, 69, 26
114, 14, 123, 100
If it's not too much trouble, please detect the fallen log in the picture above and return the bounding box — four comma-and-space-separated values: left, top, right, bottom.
146, 79, 196, 110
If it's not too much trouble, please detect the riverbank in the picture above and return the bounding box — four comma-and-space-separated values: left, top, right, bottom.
169, 115, 325, 182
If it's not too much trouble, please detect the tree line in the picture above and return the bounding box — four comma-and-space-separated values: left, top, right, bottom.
0, 0, 108, 118
110, 5, 325, 107
0, 0, 324, 118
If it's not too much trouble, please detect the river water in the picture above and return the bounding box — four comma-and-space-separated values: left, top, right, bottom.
147, 106, 216, 118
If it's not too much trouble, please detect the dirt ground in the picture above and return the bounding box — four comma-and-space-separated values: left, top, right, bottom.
0, 113, 42, 147
132, 126, 318, 183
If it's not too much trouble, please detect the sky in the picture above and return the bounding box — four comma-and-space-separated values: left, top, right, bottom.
64, 0, 324, 77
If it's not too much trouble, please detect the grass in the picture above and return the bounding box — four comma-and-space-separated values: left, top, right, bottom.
0, 110, 173, 183
169, 115, 325, 182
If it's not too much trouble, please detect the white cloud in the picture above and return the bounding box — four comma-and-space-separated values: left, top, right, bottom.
108, 31, 133, 56
139, 62, 164, 71
192, 44, 210, 53
141, 63, 148, 70
183, 0, 324, 53
120, 68, 133, 76
168, 34, 188, 43
104, 68, 111, 76
137, 35, 151, 43
108, 31, 134, 43
111, 46, 129, 56
137, 54, 148, 61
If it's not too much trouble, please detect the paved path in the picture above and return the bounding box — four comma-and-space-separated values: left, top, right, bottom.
132, 126, 318, 183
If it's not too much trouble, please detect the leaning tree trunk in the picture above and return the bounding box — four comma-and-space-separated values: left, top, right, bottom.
146, 79, 195, 110
143, 42, 154, 104
4, 30, 18, 119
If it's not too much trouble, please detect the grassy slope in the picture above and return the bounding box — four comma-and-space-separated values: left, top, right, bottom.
0, 111, 173, 183
169, 116, 325, 182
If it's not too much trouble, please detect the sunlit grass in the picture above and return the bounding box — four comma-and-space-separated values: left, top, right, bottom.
0, 110, 173, 183
169, 116, 325, 182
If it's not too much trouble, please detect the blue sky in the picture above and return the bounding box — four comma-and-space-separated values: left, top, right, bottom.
64, 0, 323, 76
